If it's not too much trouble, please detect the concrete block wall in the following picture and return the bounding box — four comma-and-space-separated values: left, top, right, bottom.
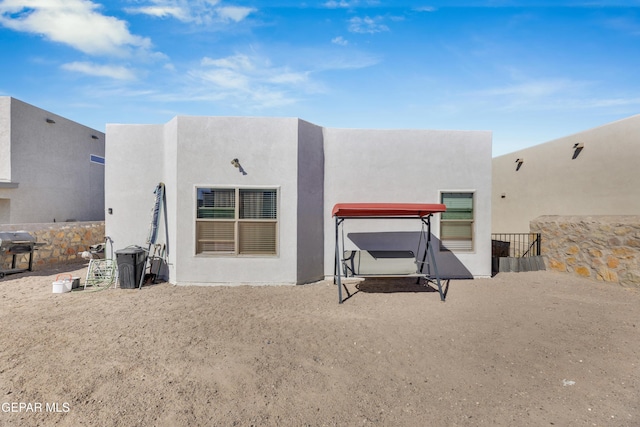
531, 215, 640, 287
0, 221, 105, 271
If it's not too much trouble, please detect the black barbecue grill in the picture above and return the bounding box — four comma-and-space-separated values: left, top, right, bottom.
0, 231, 41, 278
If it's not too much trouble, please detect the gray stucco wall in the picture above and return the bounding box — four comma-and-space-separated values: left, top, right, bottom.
492, 114, 640, 233
296, 120, 325, 284
323, 128, 493, 279
0, 97, 105, 224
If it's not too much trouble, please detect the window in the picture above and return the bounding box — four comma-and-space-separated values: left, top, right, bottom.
440, 192, 474, 251
90, 154, 105, 165
196, 188, 278, 255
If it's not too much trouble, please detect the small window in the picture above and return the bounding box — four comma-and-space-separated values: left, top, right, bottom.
90, 154, 105, 165
440, 192, 474, 252
196, 188, 278, 255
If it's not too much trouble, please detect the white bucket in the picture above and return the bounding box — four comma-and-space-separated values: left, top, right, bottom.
52, 274, 72, 294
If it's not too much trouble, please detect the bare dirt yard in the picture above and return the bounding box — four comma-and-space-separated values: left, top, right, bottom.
1, 265, 639, 427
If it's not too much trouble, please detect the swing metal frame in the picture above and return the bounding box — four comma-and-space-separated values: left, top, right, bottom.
332, 203, 447, 304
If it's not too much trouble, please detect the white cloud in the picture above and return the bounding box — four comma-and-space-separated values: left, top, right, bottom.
185, 53, 317, 108
0, 0, 153, 57
127, 6, 189, 20
478, 79, 580, 99
182, 48, 381, 109
125, 0, 255, 25
603, 16, 640, 37
323, 0, 352, 8
217, 6, 254, 22
201, 54, 255, 72
314, 52, 381, 71
267, 72, 310, 85
467, 77, 628, 114
348, 16, 389, 34
413, 6, 436, 12
331, 36, 348, 45
61, 61, 137, 80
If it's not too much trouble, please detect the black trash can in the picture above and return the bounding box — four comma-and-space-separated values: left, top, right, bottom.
115, 246, 146, 289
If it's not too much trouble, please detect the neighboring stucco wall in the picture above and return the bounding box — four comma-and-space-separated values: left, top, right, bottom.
531, 215, 640, 288
493, 114, 640, 233
0, 221, 104, 271
0, 98, 10, 224
0, 97, 10, 182
0, 97, 105, 224
323, 128, 493, 279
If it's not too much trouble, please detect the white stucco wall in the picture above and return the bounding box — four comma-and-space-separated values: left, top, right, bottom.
106, 117, 321, 285
492, 114, 640, 233
172, 116, 302, 285
323, 128, 493, 279
0, 97, 105, 224
105, 123, 166, 250
106, 117, 493, 284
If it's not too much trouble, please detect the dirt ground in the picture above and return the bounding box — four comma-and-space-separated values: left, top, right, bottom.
0, 265, 638, 427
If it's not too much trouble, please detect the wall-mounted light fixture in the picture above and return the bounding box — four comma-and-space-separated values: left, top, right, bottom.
91, 135, 99, 140
501, 193, 506, 199
45, 118, 55, 124
515, 158, 524, 171
231, 158, 247, 175
572, 142, 584, 159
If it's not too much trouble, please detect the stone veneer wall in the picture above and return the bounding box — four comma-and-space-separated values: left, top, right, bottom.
531, 216, 640, 288
0, 221, 105, 270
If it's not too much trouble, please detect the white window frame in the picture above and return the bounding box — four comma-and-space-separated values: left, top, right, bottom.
439, 191, 475, 252
195, 186, 279, 257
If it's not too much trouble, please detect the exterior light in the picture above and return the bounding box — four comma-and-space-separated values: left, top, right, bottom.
572, 143, 584, 159
231, 158, 247, 175
46, 118, 55, 124
515, 158, 524, 171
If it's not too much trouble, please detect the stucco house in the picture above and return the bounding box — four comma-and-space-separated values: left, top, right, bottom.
492, 114, 640, 233
105, 116, 492, 285
0, 97, 105, 224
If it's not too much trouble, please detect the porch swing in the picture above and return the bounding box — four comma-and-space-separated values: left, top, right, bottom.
332, 203, 447, 303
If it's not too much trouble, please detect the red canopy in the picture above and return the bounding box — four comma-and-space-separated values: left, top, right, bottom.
332, 203, 446, 218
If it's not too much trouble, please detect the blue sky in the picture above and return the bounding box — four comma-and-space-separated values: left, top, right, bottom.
1, 1, 640, 156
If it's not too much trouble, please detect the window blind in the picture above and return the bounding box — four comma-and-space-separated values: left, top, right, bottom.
196, 188, 278, 255
196, 221, 235, 253
197, 189, 235, 219
441, 192, 474, 251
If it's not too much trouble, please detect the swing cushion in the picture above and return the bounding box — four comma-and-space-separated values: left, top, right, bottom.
343, 250, 418, 276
